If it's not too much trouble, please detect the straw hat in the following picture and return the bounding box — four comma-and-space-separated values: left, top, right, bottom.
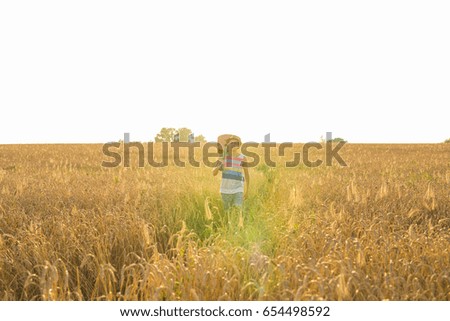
217, 134, 241, 154
218, 134, 241, 145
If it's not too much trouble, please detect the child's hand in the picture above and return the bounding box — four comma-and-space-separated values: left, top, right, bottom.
212, 160, 223, 176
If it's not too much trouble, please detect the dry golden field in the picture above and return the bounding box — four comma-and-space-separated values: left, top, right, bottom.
0, 143, 449, 300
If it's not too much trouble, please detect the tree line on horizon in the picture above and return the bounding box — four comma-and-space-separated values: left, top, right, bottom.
154, 127, 206, 143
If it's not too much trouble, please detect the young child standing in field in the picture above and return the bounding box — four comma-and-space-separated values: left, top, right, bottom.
212, 135, 249, 212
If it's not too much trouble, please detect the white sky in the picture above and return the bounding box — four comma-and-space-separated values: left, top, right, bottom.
1, 1, 449, 144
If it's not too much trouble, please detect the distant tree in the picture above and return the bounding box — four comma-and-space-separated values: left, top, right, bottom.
154, 128, 177, 142
178, 127, 193, 142
195, 134, 207, 143
327, 137, 347, 143
154, 127, 206, 142
444, 138, 450, 143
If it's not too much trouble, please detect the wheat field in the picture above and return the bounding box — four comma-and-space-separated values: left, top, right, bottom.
0, 143, 449, 300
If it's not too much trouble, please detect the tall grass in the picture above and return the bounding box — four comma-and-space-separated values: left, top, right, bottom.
0, 143, 449, 300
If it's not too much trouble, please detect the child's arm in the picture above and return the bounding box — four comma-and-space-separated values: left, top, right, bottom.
243, 157, 250, 199
212, 160, 223, 177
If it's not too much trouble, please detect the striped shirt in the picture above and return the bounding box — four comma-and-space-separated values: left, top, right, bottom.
220, 154, 245, 194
